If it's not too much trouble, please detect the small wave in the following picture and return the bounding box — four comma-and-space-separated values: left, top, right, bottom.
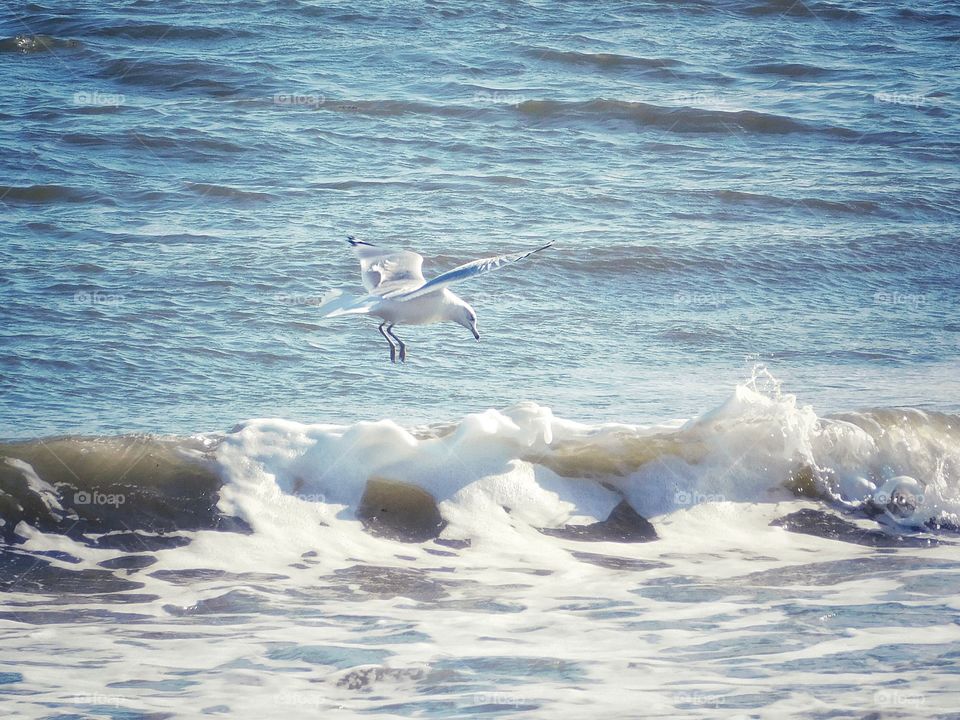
515, 98, 855, 138
61, 133, 111, 146
65, 263, 107, 273
742, 0, 864, 20
308, 179, 461, 192
530, 47, 681, 71
90, 23, 255, 41
96, 230, 224, 245
321, 99, 479, 118
710, 189, 884, 216
896, 8, 960, 24
740, 62, 840, 79
125, 130, 248, 154
0, 184, 104, 204
0, 35, 81, 53
97, 58, 244, 96
185, 183, 277, 202
481, 175, 536, 186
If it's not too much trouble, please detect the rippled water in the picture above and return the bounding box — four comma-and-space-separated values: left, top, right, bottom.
2, 0, 959, 436
2, 1, 960, 718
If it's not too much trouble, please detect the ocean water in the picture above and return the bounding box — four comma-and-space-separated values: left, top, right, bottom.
2, 1, 960, 718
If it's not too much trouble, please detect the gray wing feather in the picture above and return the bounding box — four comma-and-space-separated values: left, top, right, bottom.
348, 237, 425, 292
388, 241, 554, 301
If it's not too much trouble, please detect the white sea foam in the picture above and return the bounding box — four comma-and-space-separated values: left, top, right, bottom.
3, 374, 959, 719
211, 368, 959, 556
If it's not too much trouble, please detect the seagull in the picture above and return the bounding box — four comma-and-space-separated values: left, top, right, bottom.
316, 236, 554, 363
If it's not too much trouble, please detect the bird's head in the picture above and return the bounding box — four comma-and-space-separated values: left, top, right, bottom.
454, 302, 480, 341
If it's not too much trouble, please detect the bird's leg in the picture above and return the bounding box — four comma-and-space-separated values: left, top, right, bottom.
378, 322, 396, 363
386, 324, 406, 363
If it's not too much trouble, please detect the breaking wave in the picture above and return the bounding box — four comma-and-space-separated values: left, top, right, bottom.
2, 370, 957, 555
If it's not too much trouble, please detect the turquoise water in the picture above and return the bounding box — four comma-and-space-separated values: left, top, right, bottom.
2, 3, 960, 719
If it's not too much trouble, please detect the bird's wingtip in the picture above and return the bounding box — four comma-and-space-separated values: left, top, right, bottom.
346, 235, 374, 247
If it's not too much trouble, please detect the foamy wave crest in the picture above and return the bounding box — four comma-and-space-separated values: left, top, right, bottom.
2, 371, 957, 551
215, 368, 959, 545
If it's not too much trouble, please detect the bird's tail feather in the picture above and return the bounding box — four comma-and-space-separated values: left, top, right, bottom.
316, 289, 378, 318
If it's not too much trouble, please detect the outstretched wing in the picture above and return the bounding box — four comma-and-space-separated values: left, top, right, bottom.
387, 241, 554, 302
347, 236, 424, 295
314, 289, 380, 318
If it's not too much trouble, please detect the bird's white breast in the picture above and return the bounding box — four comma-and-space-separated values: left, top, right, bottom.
372, 290, 453, 326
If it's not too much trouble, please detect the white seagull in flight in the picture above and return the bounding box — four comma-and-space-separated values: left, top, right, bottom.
317, 236, 554, 363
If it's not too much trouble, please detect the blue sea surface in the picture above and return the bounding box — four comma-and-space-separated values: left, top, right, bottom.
2, 1, 959, 438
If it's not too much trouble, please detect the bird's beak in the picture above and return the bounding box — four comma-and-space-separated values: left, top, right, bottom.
472, 327, 480, 341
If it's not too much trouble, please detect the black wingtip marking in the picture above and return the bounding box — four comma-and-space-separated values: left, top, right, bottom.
521, 241, 554, 259
346, 235, 373, 247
